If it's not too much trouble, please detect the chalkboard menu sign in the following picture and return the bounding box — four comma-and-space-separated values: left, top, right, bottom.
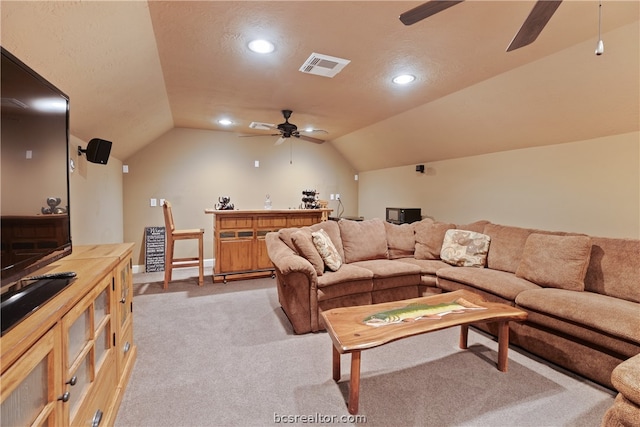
145, 226, 165, 272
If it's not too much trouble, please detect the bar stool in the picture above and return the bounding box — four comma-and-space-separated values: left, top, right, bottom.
162, 201, 204, 289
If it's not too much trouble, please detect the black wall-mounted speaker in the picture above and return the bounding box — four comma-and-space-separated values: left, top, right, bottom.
416, 164, 425, 173
79, 138, 112, 165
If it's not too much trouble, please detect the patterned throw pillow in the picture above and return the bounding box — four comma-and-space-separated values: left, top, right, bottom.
311, 228, 342, 271
440, 229, 491, 267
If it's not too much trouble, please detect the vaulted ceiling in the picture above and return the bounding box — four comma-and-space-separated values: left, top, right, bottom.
2, 1, 638, 172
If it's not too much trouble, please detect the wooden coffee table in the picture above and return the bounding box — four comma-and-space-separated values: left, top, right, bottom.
320, 289, 528, 414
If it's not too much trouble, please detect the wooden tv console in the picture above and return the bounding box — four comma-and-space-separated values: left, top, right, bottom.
0, 243, 136, 426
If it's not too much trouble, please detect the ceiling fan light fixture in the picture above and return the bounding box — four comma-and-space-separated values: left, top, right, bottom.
217, 118, 233, 126
392, 74, 416, 85
248, 39, 275, 54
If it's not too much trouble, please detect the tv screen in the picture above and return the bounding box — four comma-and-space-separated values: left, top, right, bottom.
1, 47, 72, 290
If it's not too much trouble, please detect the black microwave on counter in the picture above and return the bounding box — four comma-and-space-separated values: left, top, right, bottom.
386, 208, 421, 224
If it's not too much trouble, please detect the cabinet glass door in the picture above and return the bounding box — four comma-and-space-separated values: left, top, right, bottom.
1, 326, 59, 427
62, 276, 112, 424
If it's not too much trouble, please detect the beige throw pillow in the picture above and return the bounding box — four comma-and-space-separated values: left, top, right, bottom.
515, 233, 592, 291
311, 228, 342, 271
440, 229, 491, 267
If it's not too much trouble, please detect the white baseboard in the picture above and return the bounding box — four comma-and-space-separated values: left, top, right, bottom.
133, 258, 215, 284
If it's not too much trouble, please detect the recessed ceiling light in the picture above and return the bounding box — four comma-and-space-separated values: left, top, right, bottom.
248, 39, 275, 54
392, 74, 416, 85
218, 119, 233, 126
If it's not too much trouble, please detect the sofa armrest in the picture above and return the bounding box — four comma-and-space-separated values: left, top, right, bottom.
612, 354, 640, 407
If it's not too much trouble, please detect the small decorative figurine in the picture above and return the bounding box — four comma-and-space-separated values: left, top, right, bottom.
215, 196, 234, 210
264, 194, 272, 210
41, 197, 67, 214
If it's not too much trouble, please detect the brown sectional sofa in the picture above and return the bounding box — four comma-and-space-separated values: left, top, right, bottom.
265, 217, 640, 394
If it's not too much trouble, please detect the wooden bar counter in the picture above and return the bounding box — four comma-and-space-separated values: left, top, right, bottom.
204, 209, 331, 283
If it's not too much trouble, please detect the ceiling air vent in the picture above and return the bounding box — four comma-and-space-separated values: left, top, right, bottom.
299, 53, 350, 78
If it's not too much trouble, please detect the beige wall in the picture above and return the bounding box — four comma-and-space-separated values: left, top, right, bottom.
69, 134, 124, 246
122, 128, 358, 266
358, 132, 640, 239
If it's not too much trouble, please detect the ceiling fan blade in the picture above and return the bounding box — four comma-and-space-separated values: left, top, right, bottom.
302, 128, 328, 134
274, 137, 287, 146
297, 134, 325, 144
399, 0, 464, 26
506, 0, 562, 52
239, 133, 280, 137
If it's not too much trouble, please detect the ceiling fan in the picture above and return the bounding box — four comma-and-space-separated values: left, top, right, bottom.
244, 110, 325, 146
399, 0, 563, 52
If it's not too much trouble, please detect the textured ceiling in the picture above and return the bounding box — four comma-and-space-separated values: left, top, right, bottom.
1, 1, 638, 172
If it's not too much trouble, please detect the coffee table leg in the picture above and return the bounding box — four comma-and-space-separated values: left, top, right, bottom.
348, 351, 361, 415
497, 321, 510, 372
332, 345, 341, 381
459, 324, 469, 349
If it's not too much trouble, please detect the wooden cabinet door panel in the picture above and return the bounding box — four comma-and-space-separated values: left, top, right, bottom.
256, 239, 273, 270
0, 326, 60, 427
218, 240, 253, 272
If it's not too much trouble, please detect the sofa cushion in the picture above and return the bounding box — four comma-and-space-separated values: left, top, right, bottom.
309, 220, 344, 259
338, 218, 388, 263
351, 259, 422, 291
516, 234, 591, 291
456, 220, 491, 233
311, 229, 342, 271
350, 259, 422, 278
414, 220, 455, 260
278, 227, 299, 252
483, 223, 535, 273
437, 267, 541, 301
316, 263, 373, 289
515, 288, 640, 346
384, 221, 416, 259
440, 229, 491, 267
394, 258, 451, 275
291, 229, 324, 276
584, 237, 640, 303
611, 353, 640, 407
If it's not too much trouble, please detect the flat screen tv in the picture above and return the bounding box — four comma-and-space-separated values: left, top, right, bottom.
1, 47, 72, 292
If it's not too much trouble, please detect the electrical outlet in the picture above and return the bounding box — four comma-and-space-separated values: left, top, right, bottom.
336, 194, 340, 200
150, 198, 157, 207
159, 198, 165, 206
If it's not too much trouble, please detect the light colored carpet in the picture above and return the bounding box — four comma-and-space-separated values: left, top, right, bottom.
114, 276, 615, 426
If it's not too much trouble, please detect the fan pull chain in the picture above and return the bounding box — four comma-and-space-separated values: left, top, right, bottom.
595, 1, 604, 55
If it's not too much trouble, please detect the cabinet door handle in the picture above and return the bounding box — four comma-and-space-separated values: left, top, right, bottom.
57, 391, 70, 402
66, 376, 77, 386
120, 298, 126, 304
91, 409, 103, 427
123, 341, 131, 354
